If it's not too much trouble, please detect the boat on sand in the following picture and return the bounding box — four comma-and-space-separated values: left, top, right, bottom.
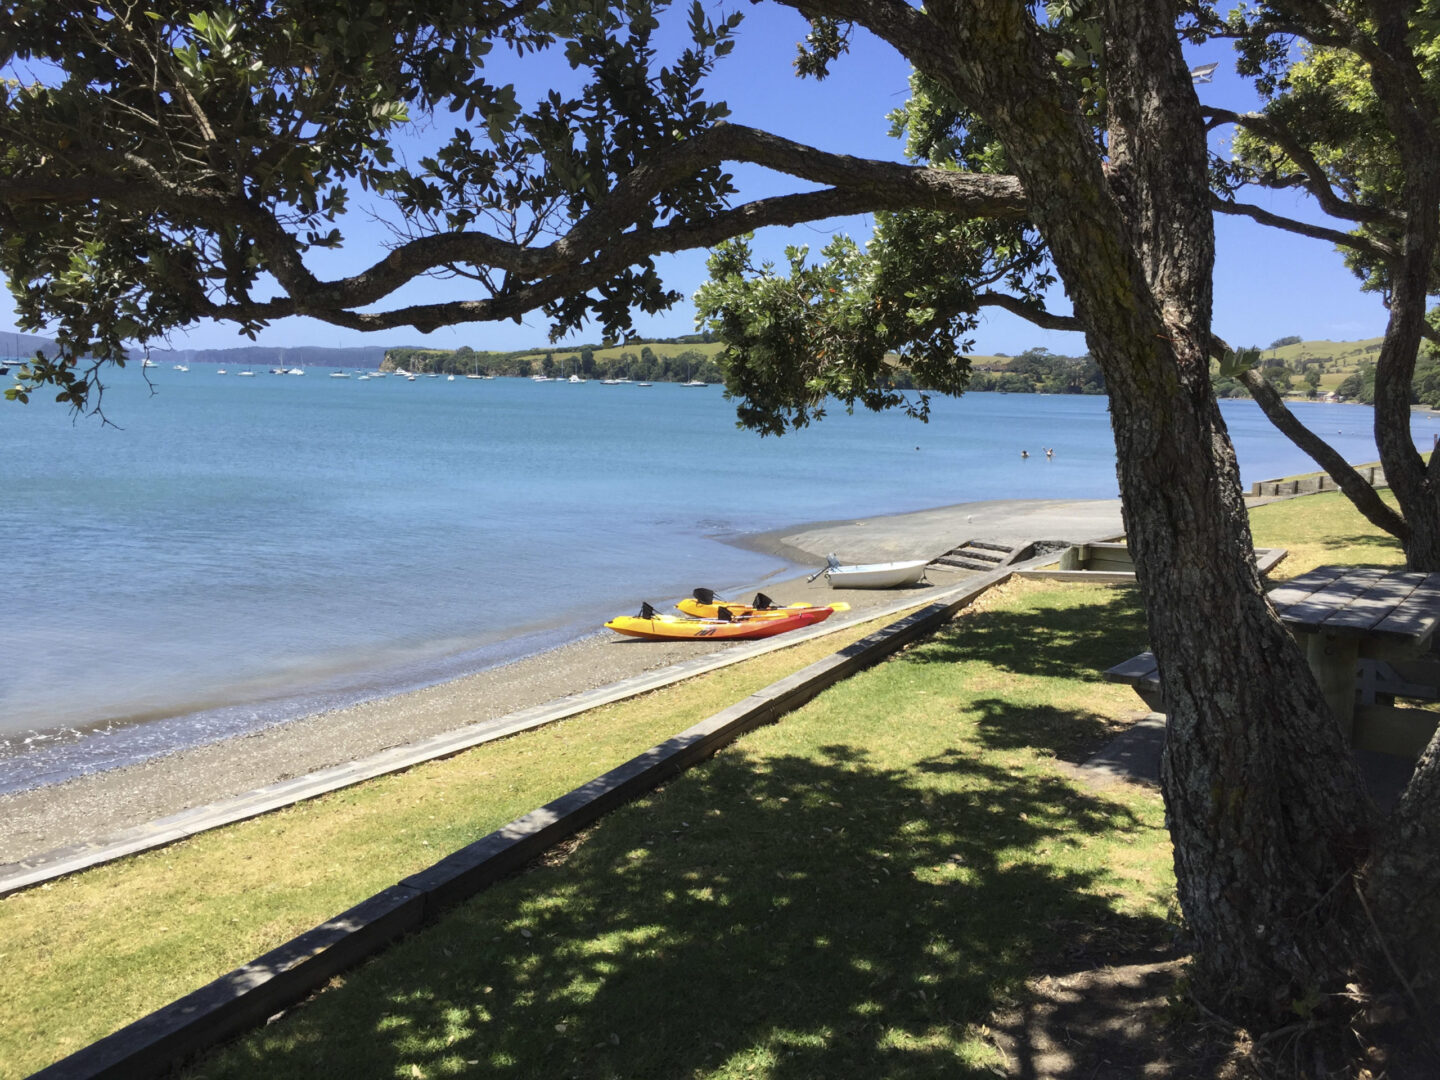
810, 554, 929, 589
605, 602, 835, 641
677, 588, 850, 621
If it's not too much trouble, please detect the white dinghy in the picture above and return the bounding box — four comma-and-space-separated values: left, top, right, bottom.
810, 554, 929, 589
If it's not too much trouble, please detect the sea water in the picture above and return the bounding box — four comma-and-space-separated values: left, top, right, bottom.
1, 368, 1428, 792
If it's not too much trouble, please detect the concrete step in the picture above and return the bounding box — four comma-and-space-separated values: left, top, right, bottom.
934, 556, 1000, 571
948, 546, 1004, 563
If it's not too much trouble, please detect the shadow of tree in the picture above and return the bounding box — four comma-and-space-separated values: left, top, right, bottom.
1306, 533, 1404, 555
903, 589, 1148, 684
202, 743, 1174, 1079
945, 697, 1131, 764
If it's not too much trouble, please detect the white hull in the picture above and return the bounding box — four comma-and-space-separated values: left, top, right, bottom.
823, 559, 929, 589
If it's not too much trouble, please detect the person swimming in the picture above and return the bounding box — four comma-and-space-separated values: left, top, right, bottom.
1021, 449, 1029, 459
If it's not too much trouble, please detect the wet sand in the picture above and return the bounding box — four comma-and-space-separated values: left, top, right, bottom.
0, 497, 1122, 865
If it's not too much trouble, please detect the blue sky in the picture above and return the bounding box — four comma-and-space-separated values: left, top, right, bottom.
0, 6, 1393, 356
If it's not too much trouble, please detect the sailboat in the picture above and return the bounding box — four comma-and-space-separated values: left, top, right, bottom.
680, 359, 707, 387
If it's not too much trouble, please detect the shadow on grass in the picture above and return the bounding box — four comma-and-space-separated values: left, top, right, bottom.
200, 743, 1173, 1080
953, 697, 1130, 764
1308, 532, 1404, 556
904, 589, 1148, 684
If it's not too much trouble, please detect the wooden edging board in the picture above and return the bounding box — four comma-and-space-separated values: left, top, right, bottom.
1, 578, 979, 898
29, 554, 1058, 1080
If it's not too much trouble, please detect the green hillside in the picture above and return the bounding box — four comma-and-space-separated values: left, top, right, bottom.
381, 336, 725, 382
376, 333, 1394, 397
508, 341, 727, 366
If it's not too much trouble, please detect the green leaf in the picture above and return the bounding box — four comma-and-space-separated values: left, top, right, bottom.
1216, 346, 1262, 379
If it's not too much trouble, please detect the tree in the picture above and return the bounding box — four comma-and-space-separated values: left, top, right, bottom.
1270, 334, 1303, 349
3, 0, 1437, 1033
1202, 8, 1440, 568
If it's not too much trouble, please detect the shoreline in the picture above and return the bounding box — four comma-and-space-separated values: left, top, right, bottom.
0, 497, 1123, 866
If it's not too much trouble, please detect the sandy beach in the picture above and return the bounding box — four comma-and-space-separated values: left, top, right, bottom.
0, 497, 1122, 867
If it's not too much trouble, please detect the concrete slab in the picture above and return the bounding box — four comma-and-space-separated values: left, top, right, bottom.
754, 498, 1126, 564
1076, 713, 1166, 789
1076, 713, 1417, 811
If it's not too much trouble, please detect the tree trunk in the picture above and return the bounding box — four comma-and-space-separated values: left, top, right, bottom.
920, 0, 1377, 1015
1355, 0, 1440, 572
1367, 733, 1440, 1006
1357, 3, 1440, 998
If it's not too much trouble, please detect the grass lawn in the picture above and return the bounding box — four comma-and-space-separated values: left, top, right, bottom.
1250, 490, 1405, 575
0, 617, 896, 1079
187, 579, 1168, 1079
2, 490, 1401, 1079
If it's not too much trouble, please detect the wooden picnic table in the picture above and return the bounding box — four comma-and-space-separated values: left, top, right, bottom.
1264, 565, 1440, 758
1106, 564, 1440, 759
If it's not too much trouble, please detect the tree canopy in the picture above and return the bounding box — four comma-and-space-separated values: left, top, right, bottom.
5, 0, 1440, 1047
1201, 4, 1440, 565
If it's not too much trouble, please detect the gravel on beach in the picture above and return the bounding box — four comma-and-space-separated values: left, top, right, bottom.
0, 497, 1122, 866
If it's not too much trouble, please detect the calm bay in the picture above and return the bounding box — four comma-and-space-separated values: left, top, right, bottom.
1, 366, 1426, 793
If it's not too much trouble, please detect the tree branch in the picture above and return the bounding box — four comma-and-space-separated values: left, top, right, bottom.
333, 124, 1026, 308
1202, 106, 1402, 229
974, 291, 1081, 331
1237, 368, 1411, 542
1209, 194, 1396, 263
1, 121, 1028, 323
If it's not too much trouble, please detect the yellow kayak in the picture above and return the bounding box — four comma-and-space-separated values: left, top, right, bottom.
676, 588, 850, 621
606, 601, 836, 641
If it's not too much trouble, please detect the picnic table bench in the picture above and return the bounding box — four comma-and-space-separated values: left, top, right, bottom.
1106, 565, 1440, 760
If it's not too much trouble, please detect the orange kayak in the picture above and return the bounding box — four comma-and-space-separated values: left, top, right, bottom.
676, 588, 850, 621
605, 602, 835, 640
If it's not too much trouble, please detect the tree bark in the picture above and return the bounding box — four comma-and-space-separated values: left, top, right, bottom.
1338, 0, 1440, 572
912, 0, 1377, 1013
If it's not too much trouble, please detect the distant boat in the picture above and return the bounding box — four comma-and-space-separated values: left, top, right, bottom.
330, 371, 351, 378
447, 374, 455, 381
288, 368, 305, 376
637, 382, 653, 387
237, 370, 256, 377
568, 373, 583, 383
465, 373, 484, 380
217, 369, 227, 375
142, 358, 158, 368
681, 379, 708, 387
358, 375, 371, 381
172, 364, 189, 372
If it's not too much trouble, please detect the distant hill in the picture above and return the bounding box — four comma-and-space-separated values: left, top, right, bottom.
1, 331, 1392, 389
1244, 336, 1387, 394
0, 335, 390, 369
144, 344, 389, 369
0, 331, 60, 360
1261, 336, 1385, 365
